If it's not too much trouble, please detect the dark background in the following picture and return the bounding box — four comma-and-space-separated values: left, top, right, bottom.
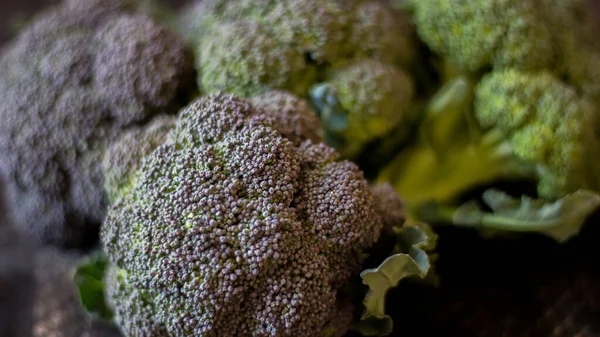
1, 1, 600, 337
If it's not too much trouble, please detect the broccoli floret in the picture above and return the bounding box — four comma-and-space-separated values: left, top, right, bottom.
0, 0, 195, 248
474, 70, 600, 198
94, 15, 194, 124
249, 90, 324, 146
102, 116, 176, 203
370, 183, 406, 231
197, 19, 316, 97
378, 71, 600, 240
179, 0, 418, 161
100, 94, 385, 336
260, 0, 358, 64
380, 72, 600, 203
105, 265, 167, 336
310, 59, 416, 159
350, 0, 415, 68
406, 0, 555, 72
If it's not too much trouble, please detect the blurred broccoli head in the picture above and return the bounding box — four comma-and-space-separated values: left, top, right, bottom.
198, 19, 316, 97
407, 0, 555, 72
94, 14, 194, 124
249, 90, 324, 146
475, 69, 600, 198
262, 0, 357, 64
0, 0, 195, 248
101, 94, 384, 336
378, 72, 600, 220
350, 0, 415, 68
189, 0, 358, 62
310, 59, 416, 158
184, 0, 417, 96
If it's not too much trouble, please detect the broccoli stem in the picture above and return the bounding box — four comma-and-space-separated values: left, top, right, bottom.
378, 130, 526, 207
377, 76, 533, 210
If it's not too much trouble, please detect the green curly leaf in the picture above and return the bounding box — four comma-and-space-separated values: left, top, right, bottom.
455, 189, 600, 242
353, 221, 437, 336
73, 251, 113, 321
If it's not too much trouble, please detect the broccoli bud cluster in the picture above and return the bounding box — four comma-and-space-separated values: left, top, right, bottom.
0, 0, 195, 247
179, 0, 417, 159
101, 94, 386, 336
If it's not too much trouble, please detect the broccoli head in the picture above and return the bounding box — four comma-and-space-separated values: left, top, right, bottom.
100, 94, 385, 336
249, 90, 324, 146
197, 19, 316, 97
102, 116, 176, 203
182, 0, 415, 91
370, 183, 406, 232
378, 71, 600, 241
474, 69, 600, 198
406, 0, 555, 72
350, 0, 415, 68
380, 71, 600, 203
310, 59, 416, 159
0, 0, 195, 248
179, 0, 418, 160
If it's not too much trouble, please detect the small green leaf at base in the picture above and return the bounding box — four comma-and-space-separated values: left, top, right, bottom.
423, 189, 600, 243
73, 251, 113, 322
353, 222, 437, 336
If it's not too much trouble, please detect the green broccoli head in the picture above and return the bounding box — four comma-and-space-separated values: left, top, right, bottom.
310, 59, 415, 158
185, 0, 416, 94
181, 0, 418, 161
378, 71, 600, 241
475, 69, 600, 198
260, 0, 357, 64
187, 0, 359, 63
406, 0, 555, 72
198, 19, 316, 97
0, 0, 195, 248
350, 0, 415, 68
101, 94, 385, 336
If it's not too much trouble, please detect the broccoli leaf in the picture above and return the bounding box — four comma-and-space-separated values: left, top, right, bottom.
309, 83, 349, 133
353, 221, 437, 336
421, 189, 600, 242
73, 251, 113, 322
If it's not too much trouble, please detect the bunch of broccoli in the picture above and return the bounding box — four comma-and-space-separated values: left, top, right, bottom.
0, 0, 195, 247
90, 93, 433, 336
375, 0, 600, 241
5, 0, 600, 336
177, 0, 419, 160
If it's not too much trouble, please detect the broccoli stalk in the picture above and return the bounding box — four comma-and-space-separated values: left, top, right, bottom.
378, 74, 600, 241
377, 76, 532, 206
